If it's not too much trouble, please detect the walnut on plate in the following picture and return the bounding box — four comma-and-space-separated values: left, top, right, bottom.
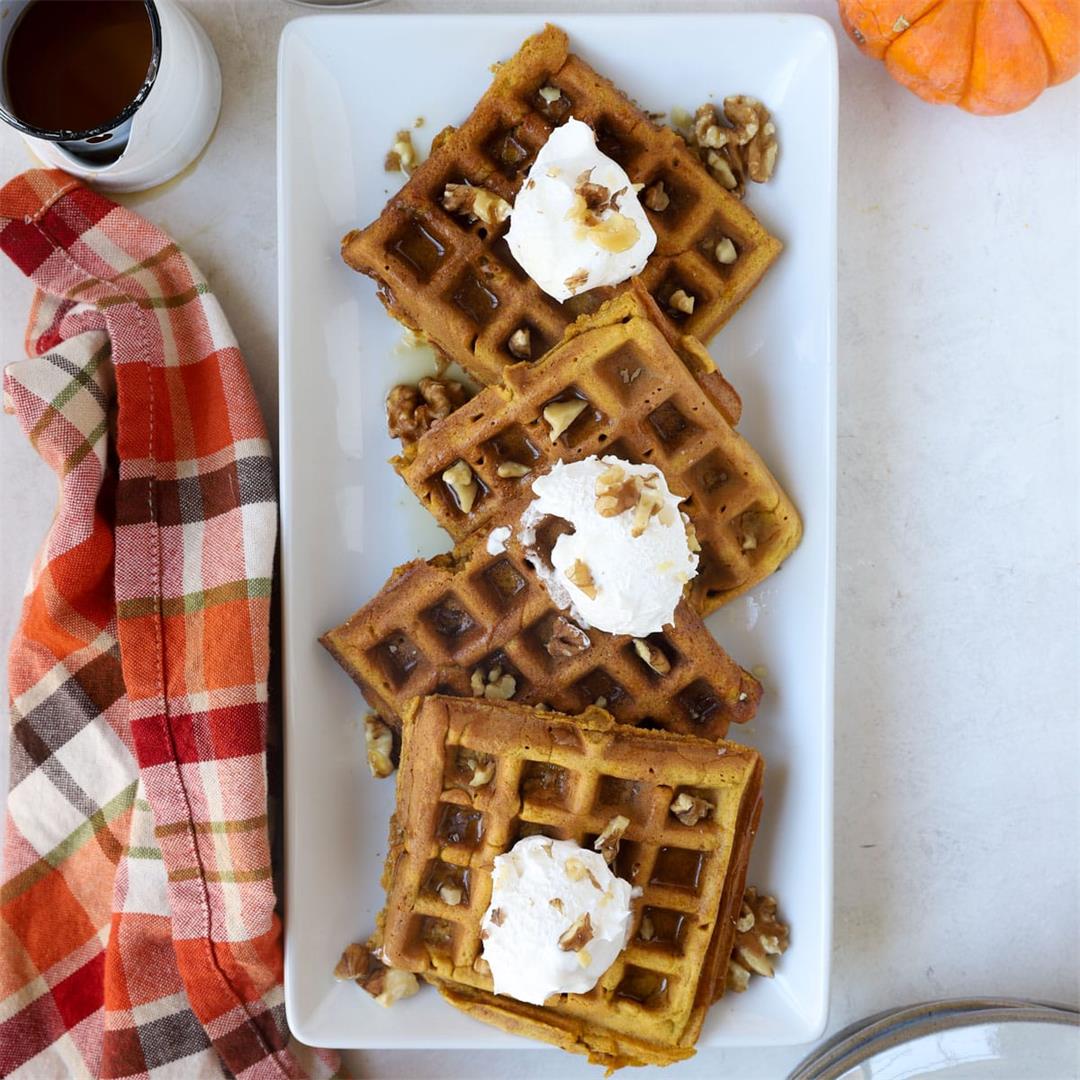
726, 887, 790, 992
683, 96, 778, 199
386, 377, 468, 443
363, 715, 395, 778
334, 942, 420, 1007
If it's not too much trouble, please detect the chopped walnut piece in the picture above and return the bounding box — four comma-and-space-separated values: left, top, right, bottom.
441, 182, 512, 226
507, 327, 532, 359
458, 748, 496, 788
630, 485, 666, 538
715, 237, 738, 265
544, 615, 591, 658
707, 148, 742, 193
334, 943, 420, 1006
668, 288, 696, 315
558, 913, 595, 952
643, 180, 670, 211
639, 913, 656, 941
333, 942, 379, 982
442, 459, 479, 514
439, 883, 464, 906
364, 715, 395, 778
727, 888, 790, 991
670, 791, 714, 826
386, 377, 468, 443
593, 814, 630, 865
564, 858, 603, 890
543, 398, 588, 441
471, 664, 517, 701
685, 522, 702, 554
489, 907, 506, 927
496, 460, 530, 479
595, 462, 638, 517
549, 897, 565, 912
572, 168, 626, 223
741, 532, 758, 552
564, 268, 589, 293
566, 559, 597, 600
576, 178, 613, 217
385, 130, 419, 174
633, 639, 671, 676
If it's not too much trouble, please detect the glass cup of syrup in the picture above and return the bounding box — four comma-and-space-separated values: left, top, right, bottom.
0, 0, 221, 191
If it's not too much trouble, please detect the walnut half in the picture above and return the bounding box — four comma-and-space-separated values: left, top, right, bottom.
334, 942, 420, 1007
364, 715, 395, 778
386, 377, 468, 443
726, 888, 790, 992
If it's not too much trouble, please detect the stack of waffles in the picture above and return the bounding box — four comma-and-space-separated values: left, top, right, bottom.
325, 22, 798, 1071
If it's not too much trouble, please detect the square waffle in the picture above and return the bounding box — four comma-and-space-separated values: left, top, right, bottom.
341, 23, 782, 387
392, 285, 801, 616
320, 533, 761, 740
379, 695, 765, 1070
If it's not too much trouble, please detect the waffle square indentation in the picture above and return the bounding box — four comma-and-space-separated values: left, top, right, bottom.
674, 679, 725, 730
389, 219, 452, 283
647, 397, 700, 450
422, 593, 480, 646
614, 965, 670, 1008
368, 631, 425, 689
649, 847, 706, 893
435, 803, 485, 849
519, 761, 575, 810
637, 906, 688, 953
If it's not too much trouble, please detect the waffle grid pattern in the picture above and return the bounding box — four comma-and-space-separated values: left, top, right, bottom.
320, 538, 761, 739
395, 290, 801, 614
341, 25, 782, 387
381, 697, 765, 1066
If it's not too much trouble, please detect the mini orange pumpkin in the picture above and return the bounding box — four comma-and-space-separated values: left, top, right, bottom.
839, 0, 1080, 114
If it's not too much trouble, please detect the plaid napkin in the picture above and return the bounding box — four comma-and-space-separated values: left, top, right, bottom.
0, 170, 337, 1079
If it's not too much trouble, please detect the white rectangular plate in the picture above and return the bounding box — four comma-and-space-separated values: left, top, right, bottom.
278, 12, 836, 1052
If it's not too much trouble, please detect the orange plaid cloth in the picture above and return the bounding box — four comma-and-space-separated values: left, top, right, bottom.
0, 170, 337, 1079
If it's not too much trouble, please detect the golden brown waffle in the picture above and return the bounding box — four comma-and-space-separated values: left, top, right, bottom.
341, 24, 782, 387
380, 696, 765, 1070
392, 285, 801, 615
320, 534, 761, 740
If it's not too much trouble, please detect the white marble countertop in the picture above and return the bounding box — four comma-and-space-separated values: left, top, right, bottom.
0, 2, 1076, 1077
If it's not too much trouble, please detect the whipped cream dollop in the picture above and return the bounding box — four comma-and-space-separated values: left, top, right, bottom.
506, 117, 657, 302
518, 456, 699, 637
480, 835, 635, 1005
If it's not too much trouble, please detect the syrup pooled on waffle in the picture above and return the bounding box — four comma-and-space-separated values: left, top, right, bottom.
321, 534, 761, 738
391, 286, 801, 616
378, 696, 765, 1070
341, 24, 782, 386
